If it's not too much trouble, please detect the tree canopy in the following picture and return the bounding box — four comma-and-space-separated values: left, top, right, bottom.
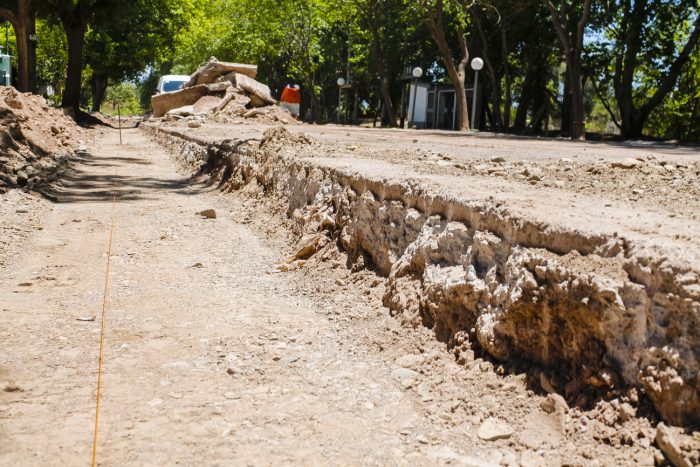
8, 0, 699, 141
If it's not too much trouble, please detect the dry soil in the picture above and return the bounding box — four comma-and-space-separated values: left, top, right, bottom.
0, 128, 698, 466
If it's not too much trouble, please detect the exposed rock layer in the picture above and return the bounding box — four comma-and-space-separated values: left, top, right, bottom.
145, 124, 700, 427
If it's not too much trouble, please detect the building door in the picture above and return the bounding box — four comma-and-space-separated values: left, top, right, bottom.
437, 91, 456, 130
426, 91, 435, 129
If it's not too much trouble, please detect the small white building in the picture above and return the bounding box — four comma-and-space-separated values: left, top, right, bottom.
407, 82, 482, 130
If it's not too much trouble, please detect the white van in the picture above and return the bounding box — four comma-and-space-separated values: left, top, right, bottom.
155, 75, 190, 94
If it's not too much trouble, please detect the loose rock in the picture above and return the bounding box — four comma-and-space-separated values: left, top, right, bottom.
391, 367, 420, 381
655, 423, 692, 467
477, 417, 514, 441
395, 354, 424, 369
198, 209, 217, 219
611, 158, 642, 169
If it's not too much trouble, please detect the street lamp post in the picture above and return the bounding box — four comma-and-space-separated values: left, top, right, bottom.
410, 67, 423, 128
336, 77, 345, 124
470, 57, 484, 131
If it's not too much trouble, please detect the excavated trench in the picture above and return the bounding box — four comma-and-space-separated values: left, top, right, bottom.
145, 124, 700, 428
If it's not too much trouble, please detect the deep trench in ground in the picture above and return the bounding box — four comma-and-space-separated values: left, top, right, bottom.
0, 128, 697, 466
148, 123, 700, 428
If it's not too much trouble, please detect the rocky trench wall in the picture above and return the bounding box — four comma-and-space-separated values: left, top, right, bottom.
145, 124, 700, 427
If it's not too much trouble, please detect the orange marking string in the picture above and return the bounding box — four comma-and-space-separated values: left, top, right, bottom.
92, 191, 117, 467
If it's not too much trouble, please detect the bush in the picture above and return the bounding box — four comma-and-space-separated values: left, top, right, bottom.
103, 82, 143, 116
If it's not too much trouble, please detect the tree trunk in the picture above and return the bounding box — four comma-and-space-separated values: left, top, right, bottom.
90, 74, 108, 112
620, 109, 647, 139
367, 10, 397, 127
14, 22, 29, 91
500, 25, 512, 130
543, 0, 591, 140
302, 74, 321, 122
453, 59, 469, 131
514, 61, 535, 131
426, 0, 470, 131
531, 67, 551, 134
567, 52, 585, 139
473, 9, 503, 131
614, 2, 700, 139
17, 0, 34, 92
560, 68, 571, 136
0, 1, 33, 92
61, 19, 87, 113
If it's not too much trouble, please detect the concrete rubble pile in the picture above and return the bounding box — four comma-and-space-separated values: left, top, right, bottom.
0, 87, 83, 193
151, 57, 296, 125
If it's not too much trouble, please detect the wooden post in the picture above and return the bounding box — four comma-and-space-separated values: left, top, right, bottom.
117, 102, 122, 145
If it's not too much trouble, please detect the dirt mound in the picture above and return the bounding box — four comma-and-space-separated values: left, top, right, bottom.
0, 88, 83, 192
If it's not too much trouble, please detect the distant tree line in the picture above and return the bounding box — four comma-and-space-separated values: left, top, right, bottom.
0, 0, 697, 142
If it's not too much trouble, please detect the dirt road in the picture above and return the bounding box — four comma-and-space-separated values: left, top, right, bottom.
0, 129, 677, 465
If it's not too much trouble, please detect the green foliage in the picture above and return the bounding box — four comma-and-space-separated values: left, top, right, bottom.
86, 0, 189, 82
103, 81, 142, 115
35, 19, 67, 105
1, 19, 17, 65
19, 0, 700, 141
587, 0, 700, 137
645, 47, 700, 142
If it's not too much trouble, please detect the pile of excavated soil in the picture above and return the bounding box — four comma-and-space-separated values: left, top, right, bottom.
0, 88, 83, 193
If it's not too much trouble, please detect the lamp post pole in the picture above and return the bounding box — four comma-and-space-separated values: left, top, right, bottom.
336, 77, 345, 124
470, 58, 484, 131
410, 67, 423, 128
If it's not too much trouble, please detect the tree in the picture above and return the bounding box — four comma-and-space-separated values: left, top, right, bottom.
0, 0, 36, 92
644, 46, 700, 142
414, 0, 473, 131
352, 0, 398, 126
542, 0, 591, 140
35, 19, 67, 104
36, 0, 102, 112
277, 0, 335, 122
104, 81, 142, 115
591, 0, 700, 138
85, 0, 188, 111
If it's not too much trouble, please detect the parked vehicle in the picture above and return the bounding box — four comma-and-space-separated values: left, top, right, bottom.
155, 75, 190, 94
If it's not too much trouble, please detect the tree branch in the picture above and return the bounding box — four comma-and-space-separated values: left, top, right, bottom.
576, 0, 591, 52
590, 77, 622, 130
0, 7, 18, 27
642, 16, 700, 114
542, 0, 571, 51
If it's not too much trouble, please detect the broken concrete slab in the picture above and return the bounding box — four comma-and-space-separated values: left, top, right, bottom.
193, 96, 224, 115
205, 82, 231, 93
235, 73, 275, 107
215, 88, 250, 113
185, 58, 258, 88
152, 85, 209, 118
165, 105, 195, 119
217, 71, 238, 86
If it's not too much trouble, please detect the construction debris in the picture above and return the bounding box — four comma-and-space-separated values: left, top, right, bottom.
185, 59, 258, 87
151, 57, 295, 125
0, 88, 82, 193
152, 84, 209, 118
